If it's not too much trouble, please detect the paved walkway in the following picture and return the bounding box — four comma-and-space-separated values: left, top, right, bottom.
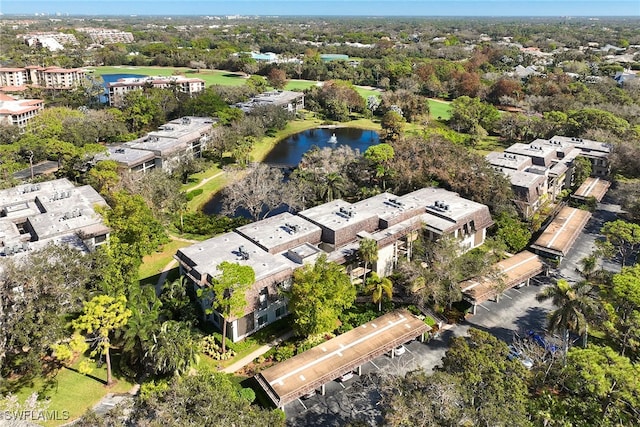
187, 171, 224, 192
222, 330, 295, 374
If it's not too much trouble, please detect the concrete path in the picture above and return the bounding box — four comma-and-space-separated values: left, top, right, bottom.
187, 171, 224, 192
222, 330, 295, 374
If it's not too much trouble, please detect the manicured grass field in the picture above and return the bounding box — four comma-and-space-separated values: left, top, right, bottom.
428, 99, 452, 120
90, 66, 248, 86
138, 238, 193, 281
9, 356, 134, 426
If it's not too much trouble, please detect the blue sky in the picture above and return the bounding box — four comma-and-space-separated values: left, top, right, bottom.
1, 1, 639, 17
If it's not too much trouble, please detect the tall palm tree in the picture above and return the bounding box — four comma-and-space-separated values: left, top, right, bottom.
323, 172, 346, 202
536, 279, 598, 363
366, 273, 393, 311
358, 238, 378, 285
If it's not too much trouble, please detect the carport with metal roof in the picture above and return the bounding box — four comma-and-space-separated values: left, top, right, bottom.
572, 177, 611, 202
460, 250, 547, 314
529, 206, 591, 261
254, 310, 430, 408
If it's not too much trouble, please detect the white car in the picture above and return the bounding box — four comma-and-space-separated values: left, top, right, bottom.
394, 345, 406, 356
302, 390, 316, 399
338, 371, 354, 381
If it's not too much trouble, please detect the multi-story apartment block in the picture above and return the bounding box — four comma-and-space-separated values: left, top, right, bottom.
0, 66, 86, 92
0, 93, 44, 129
76, 28, 135, 44
95, 116, 218, 172
175, 187, 492, 342
235, 90, 305, 114
0, 178, 110, 256
107, 75, 205, 106
488, 135, 612, 218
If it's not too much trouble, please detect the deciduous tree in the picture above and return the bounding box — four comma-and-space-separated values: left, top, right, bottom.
288, 255, 356, 336
73, 295, 132, 385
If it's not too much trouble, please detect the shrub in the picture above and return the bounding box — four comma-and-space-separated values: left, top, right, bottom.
185, 188, 203, 201
200, 335, 237, 360
273, 344, 295, 362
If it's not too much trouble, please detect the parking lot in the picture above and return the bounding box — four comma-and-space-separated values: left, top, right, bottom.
284, 282, 555, 426
284, 201, 624, 426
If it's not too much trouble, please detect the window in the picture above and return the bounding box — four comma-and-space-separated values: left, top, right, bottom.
258, 315, 267, 326
94, 234, 107, 244
276, 306, 286, 318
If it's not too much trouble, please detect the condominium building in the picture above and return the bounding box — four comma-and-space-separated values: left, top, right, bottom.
94, 116, 218, 172
0, 93, 44, 129
0, 66, 86, 91
107, 75, 205, 106
0, 178, 110, 256
76, 28, 135, 44
175, 187, 492, 342
488, 135, 612, 218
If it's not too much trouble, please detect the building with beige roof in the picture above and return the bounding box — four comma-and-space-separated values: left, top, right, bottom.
175, 187, 493, 342
0, 178, 110, 257
95, 116, 217, 172
107, 75, 205, 106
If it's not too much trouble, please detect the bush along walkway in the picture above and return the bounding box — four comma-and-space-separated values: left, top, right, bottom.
221, 330, 295, 374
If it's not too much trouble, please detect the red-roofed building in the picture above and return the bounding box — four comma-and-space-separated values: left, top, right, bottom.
0, 94, 44, 129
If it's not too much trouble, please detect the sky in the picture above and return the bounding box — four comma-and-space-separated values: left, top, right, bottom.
1, 0, 639, 17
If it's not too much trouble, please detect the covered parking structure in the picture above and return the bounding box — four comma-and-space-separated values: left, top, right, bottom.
571, 177, 611, 203
461, 250, 547, 314
529, 206, 591, 262
254, 310, 430, 408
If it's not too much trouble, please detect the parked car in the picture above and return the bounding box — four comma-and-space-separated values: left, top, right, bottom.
302, 390, 316, 399
394, 345, 406, 356
338, 371, 354, 382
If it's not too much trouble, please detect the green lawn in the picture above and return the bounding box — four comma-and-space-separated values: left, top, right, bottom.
90, 66, 248, 86
138, 238, 192, 281
428, 99, 452, 120
8, 356, 134, 426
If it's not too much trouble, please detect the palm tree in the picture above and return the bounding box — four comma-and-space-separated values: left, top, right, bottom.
536, 279, 599, 363
366, 273, 393, 311
358, 238, 378, 285
323, 172, 346, 202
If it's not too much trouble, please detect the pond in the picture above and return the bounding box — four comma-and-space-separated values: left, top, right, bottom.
262, 127, 380, 167
202, 127, 380, 215
98, 73, 146, 103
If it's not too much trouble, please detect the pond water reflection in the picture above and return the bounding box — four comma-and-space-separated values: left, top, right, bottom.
202, 127, 380, 215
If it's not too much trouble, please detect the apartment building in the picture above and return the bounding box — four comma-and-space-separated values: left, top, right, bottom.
175, 187, 492, 342
94, 116, 218, 172
488, 136, 611, 218
0, 178, 110, 257
107, 75, 205, 106
235, 90, 305, 114
77, 28, 135, 44
0, 93, 44, 129
0, 66, 86, 91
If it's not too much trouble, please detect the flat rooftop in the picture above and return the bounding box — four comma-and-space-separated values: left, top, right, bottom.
255, 310, 430, 408
96, 145, 155, 167
352, 191, 422, 225
175, 231, 295, 284
530, 206, 591, 257
505, 142, 557, 165
461, 250, 546, 304
298, 199, 378, 233
503, 169, 546, 189
551, 135, 611, 154
572, 177, 611, 202
0, 179, 108, 252
235, 212, 321, 254
486, 151, 532, 171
